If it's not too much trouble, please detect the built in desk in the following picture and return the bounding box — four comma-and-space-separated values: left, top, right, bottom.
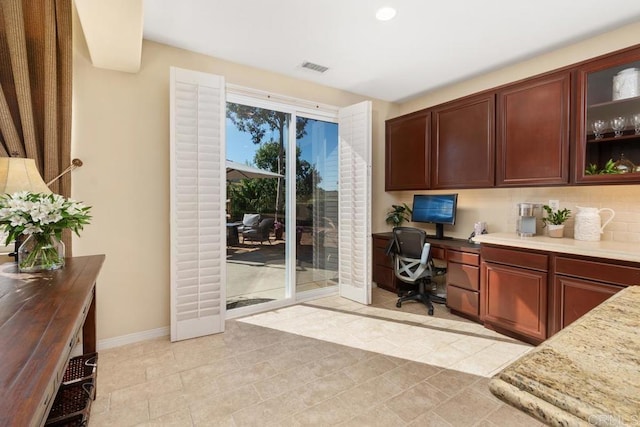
0, 255, 105, 427
372, 232, 481, 319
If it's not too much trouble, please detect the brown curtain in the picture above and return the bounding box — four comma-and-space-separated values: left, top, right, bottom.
0, 0, 73, 252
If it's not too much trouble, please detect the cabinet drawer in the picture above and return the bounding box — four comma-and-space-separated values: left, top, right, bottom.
374, 236, 391, 250
447, 285, 479, 317
447, 262, 479, 291
555, 256, 640, 287
447, 250, 479, 266
373, 245, 393, 268
482, 245, 548, 271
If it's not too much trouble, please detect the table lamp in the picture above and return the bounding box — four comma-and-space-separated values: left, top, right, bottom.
0, 158, 51, 260
0, 157, 52, 194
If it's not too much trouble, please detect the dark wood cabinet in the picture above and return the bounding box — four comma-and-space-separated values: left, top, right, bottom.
552, 276, 622, 333
549, 254, 636, 334
446, 250, 480, 320
431, 93, 495, 189
384, 44, 640, 190
496, 72, 571, 186
385, 110, 430, 190
575, 46, 640, 184
372, 233, 398, 293
481, 245, 548, 344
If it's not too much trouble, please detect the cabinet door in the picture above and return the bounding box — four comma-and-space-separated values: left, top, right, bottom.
575, 46, 640, 184
551, 276, 623, 334
481, 262, 547, 342
431, 93, 495, 188
385, 111, 430, 190
496, 72, 570, 186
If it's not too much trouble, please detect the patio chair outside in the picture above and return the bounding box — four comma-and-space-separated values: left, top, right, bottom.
243, 218, 275, 244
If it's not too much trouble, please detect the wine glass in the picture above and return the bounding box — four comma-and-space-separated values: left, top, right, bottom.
611, 116, 626, 137
591, 119, 606, 140
632, 113, 640, 135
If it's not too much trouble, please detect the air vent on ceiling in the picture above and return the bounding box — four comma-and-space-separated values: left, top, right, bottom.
301, 61, 329, 73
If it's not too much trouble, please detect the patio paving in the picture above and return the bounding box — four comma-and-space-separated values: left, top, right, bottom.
226, 234, 338, 308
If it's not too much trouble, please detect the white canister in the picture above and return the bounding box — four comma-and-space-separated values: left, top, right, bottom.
612, 68, 640, 101
574, 206, 615, 241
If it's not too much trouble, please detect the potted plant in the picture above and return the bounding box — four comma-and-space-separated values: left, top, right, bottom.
385, 203, 412, 228
542, 205, 571, 238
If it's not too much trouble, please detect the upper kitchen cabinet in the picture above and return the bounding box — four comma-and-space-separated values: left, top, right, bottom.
575, 46, 640, 184
496, 72, 571, 186
385, 110, 430, 190
431, 93, 495, 188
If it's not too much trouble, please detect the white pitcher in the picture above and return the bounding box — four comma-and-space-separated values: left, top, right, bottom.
574, 206, 615, 241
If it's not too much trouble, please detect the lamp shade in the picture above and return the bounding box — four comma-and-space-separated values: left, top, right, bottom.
0, 158, 51, 194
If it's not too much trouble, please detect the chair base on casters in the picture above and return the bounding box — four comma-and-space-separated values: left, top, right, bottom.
395, 279, 446, 316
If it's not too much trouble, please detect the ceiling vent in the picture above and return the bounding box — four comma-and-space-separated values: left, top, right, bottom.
301, 61, 329, 73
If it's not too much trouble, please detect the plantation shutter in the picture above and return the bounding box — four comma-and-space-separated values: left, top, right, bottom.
338, 101, 372, 304
169, 67, 226, 341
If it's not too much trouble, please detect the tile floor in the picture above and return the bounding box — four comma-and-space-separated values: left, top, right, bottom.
89, 288, 544, 426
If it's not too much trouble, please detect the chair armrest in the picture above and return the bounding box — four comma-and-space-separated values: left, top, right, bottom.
420, 243, 431, 265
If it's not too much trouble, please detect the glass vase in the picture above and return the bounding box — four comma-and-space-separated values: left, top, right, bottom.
18, 234, 65, 272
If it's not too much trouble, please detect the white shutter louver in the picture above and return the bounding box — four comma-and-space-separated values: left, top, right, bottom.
170, 67, 226, 341
338, 101, 372, 304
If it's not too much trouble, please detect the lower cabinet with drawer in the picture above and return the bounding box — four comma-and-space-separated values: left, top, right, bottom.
446, 249, 480, 320
372, 234, 398, 293
481, 245, 549, 345
549, 255, 635, 335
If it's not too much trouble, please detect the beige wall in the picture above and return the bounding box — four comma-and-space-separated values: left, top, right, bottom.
72, 16, 397, 341
73, 11, 640, 342
377, 21, 640, 243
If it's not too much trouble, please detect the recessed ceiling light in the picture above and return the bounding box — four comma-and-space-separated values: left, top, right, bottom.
376, 7, 397, 21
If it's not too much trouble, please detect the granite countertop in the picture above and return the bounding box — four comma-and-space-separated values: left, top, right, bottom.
472, 232, 640, 263
489, 285, 640, 426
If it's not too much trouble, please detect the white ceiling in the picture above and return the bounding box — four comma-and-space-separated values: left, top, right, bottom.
142, 0, 640, 103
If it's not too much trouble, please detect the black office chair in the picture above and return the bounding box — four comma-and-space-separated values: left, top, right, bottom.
386, 227, 446, 315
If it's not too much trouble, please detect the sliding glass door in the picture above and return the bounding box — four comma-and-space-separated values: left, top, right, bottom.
225, 98, 339, 313
295, 118, 339, 294
225, 103, 289, 310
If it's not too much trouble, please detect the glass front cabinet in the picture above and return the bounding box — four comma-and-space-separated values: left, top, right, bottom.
575, 47, 640, 183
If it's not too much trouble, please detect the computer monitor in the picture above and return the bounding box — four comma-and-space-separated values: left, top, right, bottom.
411, 193, 458, 239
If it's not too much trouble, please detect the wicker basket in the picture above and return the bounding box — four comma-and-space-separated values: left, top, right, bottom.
45, 413, 87, 427
62, 353, 98, 385
46, 351, 98, 427
45, 379, 94, 425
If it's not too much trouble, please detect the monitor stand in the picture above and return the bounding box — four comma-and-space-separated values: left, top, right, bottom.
426, 223, 452, 240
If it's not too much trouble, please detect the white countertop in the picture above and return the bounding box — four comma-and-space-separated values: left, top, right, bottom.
472, 232, 640, 263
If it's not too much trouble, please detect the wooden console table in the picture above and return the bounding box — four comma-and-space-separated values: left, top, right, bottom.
0, 255, 105, 427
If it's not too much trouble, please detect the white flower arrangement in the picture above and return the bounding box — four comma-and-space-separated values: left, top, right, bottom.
0, 192, 91, 271
0, 191, 92, 243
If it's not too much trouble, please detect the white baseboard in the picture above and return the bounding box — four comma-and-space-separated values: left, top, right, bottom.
97, 326, 169, 350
